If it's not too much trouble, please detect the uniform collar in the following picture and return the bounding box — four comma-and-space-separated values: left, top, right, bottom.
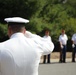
10, 32, 25, 39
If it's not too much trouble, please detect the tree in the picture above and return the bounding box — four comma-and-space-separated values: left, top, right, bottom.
0, 0, 76, 51
0, 23, 8, 42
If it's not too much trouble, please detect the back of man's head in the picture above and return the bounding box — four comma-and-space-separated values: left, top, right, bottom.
8, 23, 25, 33
4, 17, 29, 36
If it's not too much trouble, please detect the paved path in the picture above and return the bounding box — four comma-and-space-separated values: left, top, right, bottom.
39, 62, 76, 75
39, 53, 76, 75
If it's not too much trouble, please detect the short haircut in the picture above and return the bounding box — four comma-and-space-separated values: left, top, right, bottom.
8, 22, 25, 33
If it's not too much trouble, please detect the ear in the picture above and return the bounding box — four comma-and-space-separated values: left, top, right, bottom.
8, 26, 12, 37
23, 28, 26, 34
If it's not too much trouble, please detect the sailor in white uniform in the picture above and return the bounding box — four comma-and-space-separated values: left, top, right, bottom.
43, 29, 52, 63
72, 33, 76, 62
0, 17, 54, 75
59, 29, 68, 63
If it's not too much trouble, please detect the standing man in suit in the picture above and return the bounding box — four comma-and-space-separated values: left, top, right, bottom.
59, 29, 68, 63
71, 33, 76, 62
0, 17, 54, 75
43, 29, 52, 64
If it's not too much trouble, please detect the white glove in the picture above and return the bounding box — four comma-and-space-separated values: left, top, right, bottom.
61, 45, 63, 49
72, 44, 75, 48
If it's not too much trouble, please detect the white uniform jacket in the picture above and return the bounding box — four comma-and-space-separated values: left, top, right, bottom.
59, 34, 68, 45
43, 35, 52, 41
0, 31, 54, 75
72, 33, 76, 44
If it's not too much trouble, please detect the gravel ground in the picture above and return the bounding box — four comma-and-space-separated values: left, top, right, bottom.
42, 52, 72, 59
40, 52, 74, 63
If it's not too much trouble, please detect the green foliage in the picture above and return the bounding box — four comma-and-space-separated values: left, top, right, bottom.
0, 0, 76, 44
0, 24, 8, 41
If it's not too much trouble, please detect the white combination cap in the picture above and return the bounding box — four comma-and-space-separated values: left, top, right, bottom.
4, 17, 29, 23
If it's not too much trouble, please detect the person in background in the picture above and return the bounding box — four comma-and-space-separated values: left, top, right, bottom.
43, 29, 52, 64
71, 33, 76, 62
59, 29, 68, 63
0, 17, 54, 75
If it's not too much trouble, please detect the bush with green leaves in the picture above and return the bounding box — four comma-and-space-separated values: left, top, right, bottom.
0, 0, 76, 51
0, 23, 8, 42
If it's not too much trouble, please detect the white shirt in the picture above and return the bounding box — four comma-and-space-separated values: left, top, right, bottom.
43, 35, 52, 41
0, 31, 54, 75
72, 33, 76, 44
59, 34, 68, 45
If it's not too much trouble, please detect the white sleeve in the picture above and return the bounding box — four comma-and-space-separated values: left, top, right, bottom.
59, 35, 61, 42
0, 49, 1, 75
41, 39, 54, 55
66, 35, 68, 41
72, 34, 74, 41
25, 31, 41, 38
33, 37, 54, 55
25, 31, 54, 55
50, 37, 52, 41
